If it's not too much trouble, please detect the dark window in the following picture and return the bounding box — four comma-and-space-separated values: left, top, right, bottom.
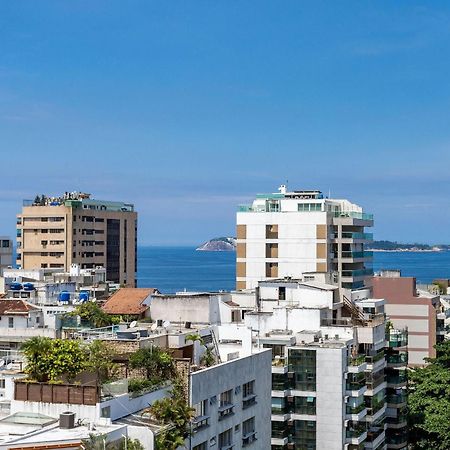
106, 219, 120, 283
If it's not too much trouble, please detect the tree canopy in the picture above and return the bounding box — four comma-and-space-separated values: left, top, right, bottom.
409, 340, 450, 449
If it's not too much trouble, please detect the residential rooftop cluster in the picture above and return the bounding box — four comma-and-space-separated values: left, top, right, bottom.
0, 186, 448, 449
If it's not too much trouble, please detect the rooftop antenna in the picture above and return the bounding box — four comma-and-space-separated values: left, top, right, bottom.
328, 188, 331, 199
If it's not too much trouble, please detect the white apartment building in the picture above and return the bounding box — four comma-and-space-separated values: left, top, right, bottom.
236, 186, 373, 292
0, 238, 12, 276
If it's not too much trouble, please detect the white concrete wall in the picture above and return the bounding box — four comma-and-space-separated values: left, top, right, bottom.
190, 349, 272, 450
315, 346, 345, 450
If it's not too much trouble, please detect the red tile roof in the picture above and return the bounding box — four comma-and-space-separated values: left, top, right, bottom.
102, 288, 158, 315
0, 299, 38, 315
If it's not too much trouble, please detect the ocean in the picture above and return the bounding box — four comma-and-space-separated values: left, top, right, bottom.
137, 247, 450, 292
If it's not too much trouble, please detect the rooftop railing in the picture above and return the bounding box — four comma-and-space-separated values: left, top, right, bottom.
334, 211, 374, 221
341, 232, 373, 240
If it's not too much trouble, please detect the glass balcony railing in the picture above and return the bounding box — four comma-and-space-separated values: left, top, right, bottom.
386, 353, 408, 365
387, 331, 408, 348
342, 268, 374, 278
346, 380, 366, 391
386, 432, 408, 445
386, 392, 407, 404
365, 350, 385, 364
387, 372, 407, 385
346, 424, 367, 439
341, 232, 374, 240
334, 211, 374, 221
348, 354, 366, 366
338, 251, 373, 259
346, 403, 366, 415
271, 428, 289, 439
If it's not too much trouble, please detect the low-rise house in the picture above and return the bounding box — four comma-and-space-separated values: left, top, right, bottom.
102, 288, 159, 319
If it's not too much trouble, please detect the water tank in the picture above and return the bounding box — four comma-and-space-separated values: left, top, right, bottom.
59, 411, 75, 429
23, 283, 34, 291
10, 283, 22, 291
59, 291, 70, 302
79, 291, 89, 302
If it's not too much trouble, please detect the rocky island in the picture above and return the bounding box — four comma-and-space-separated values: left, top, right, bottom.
196, 237, 236, 251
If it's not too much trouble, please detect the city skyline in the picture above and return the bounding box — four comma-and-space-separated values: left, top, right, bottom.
2, 2, 450, 244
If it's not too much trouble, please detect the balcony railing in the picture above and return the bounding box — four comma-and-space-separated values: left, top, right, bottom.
387, 372, 407, 385
387, 331, 408, 348
386, 353, 408, 365
341, 232, 374, 240
338, 251, 373, 259
334, 211, 374, 221
366, 350, 385, 364
342, 268, 374, 278
348, 354, 366, 366
346, 403, 366, 415
346, 424, 367, 439
386, 392, 407, 404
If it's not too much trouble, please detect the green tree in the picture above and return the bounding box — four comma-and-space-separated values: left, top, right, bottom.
21, 336, 53, 382
70, 302, 114, 328
21, 338, 87, 383
146, 379, 194, 450
86, 340, 119, 384
409, 340, 450, 449
129, 346, 176, 381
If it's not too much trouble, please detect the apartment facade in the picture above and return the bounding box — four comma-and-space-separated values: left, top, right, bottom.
236, 186, 373, 292
16, 192, 137, 286
372, 270, 441, 366
0, 237, 12, 276
218, 279, 389, 450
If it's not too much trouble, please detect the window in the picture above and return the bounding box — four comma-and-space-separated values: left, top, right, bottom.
0, 379, 5, 389
193, 443, 207, 450
298, 203, 322, 212
1, 240, 9, 248
243, 380, 254, 397
243, 417, 255, 435
100, 406, 111, 418
218, 428, 232, 448
289, 349, 317, 391
220, 389, 233, 407
8, 318, 13, 328
292, 420, 316, 449
193, 399, 208, 417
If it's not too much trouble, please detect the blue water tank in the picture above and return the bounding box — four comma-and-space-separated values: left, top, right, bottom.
23, 283, 34, 291
79, 291, 89, 302
59, 291, 71, 302
10, 283, 22, 291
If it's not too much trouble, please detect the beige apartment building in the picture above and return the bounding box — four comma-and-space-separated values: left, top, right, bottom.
16, 192, 137, 287
373, 270, 442, 366
236, 185, 374, 292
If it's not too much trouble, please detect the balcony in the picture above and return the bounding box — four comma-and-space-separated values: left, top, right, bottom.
365, 426, 386, 449
386, 412, 407, 429
346, 424, 368, 445
386, 371, 407, 387
345, 403, 368, 421
192, 415, 209, 432
340, 232, 373, 240
387, 331, 408, 348
242, 394, 257, 409
347, 354, 367, 373
386, 392, 407, 406
386, 353, 408, 368
386, 431, 408, 449
335, 251, 373, 260
341, 268, 374, 279
333, 211, 374, 221
218, 403, 235, 420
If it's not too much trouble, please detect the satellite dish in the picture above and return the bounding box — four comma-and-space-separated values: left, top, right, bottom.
129, 321, 137, 329
6, 363, 13, 370
150, 323, 158, 331
162, 320, 171, 329
0, 360, 5, 367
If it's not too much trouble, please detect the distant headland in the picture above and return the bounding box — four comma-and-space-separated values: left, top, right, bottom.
196, 237, 449, 253
196, 237, 236, 251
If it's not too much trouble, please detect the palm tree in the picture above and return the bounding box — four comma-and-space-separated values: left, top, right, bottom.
21, 336, 52, 382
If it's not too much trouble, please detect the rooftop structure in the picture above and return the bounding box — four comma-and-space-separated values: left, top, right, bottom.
236, 185, 374, 293
16, 192, 137, 287
102, 288, 159, 317
0, 238, 12, 277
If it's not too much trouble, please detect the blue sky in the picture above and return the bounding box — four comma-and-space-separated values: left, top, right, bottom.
1, 1, 450, 245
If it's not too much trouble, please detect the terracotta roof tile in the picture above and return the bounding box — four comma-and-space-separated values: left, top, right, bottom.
102, 288, 158, 315
0, 299, 38, 315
